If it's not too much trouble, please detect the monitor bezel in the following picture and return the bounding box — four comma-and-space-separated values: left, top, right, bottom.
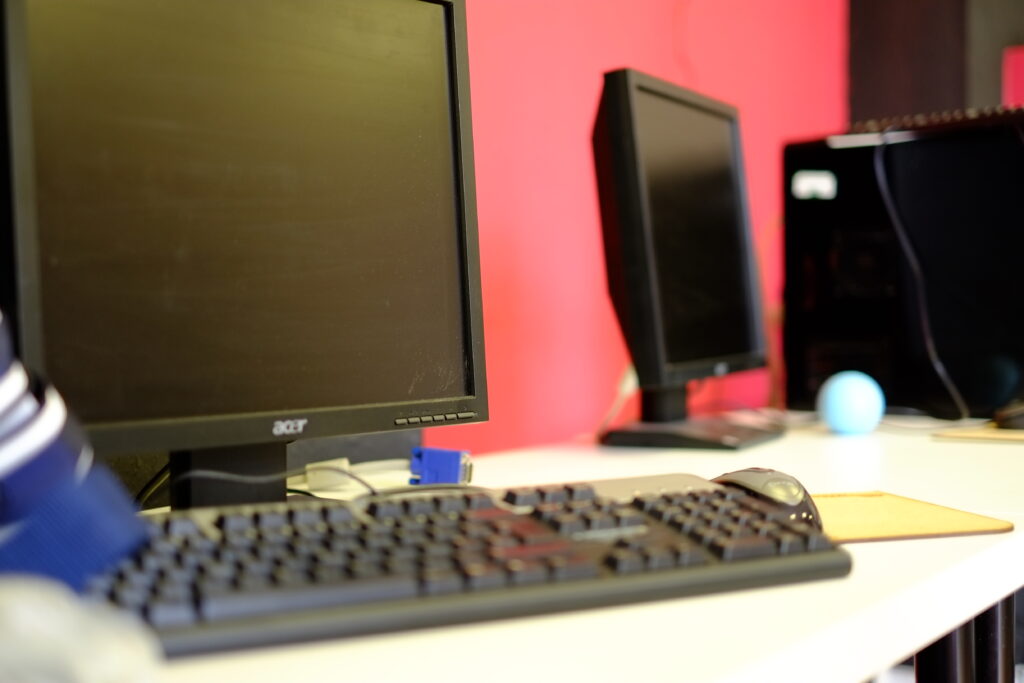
0, 0, 488, 456
594, 68, 766, 390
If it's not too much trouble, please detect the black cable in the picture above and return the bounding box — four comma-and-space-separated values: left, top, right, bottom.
139, 463, 483, 505
134, 464, 170, 508
175, 465, 380, 497
137, 464, 383, 507
173, 474, 476, 502
286, 488, 319, 498
872, 131, 970, 420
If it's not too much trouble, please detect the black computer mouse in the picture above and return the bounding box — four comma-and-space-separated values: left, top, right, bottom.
994, 400, 1024, 430
712, 467, 822, 530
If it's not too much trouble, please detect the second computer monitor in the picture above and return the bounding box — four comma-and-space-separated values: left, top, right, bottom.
593, 68, 775, 449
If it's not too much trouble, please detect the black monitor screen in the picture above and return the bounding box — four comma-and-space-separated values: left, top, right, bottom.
16, 0, 470, 424
594, 69, 764, 396
633, 87, 754, 367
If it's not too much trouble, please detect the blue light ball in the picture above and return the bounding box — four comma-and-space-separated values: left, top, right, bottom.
816, 371, 886, 435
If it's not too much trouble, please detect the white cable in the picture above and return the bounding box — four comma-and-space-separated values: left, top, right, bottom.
597, 365, 639, 435
304, 457, 351, 490
351, 459, 409, 474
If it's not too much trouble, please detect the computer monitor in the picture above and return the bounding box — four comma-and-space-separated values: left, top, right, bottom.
592, 68, 778, 449
0, 0, 487, 506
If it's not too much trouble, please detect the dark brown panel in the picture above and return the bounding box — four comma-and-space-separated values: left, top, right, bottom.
849, 0, 967, 122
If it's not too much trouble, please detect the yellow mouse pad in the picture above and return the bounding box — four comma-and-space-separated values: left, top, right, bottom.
814, 491, 1014, 543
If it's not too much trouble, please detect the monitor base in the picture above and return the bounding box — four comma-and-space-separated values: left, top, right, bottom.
600, 416, 783, 450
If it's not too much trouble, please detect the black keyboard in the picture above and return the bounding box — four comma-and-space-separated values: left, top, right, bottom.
84, 474, 851, 657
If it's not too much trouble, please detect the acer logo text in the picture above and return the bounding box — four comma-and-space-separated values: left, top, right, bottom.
272, 419, 308, 436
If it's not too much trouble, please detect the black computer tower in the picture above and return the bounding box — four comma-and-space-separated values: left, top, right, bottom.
783, 112, 1024, 418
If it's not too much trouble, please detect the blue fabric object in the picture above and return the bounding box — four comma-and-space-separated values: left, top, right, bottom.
0, 464, 148, 591
0, 422, 85, 524
0, 313, 146, 592
816, 371, 886, 435
0, 314, 12, 373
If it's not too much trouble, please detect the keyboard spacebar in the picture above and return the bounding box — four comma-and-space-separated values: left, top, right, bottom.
199, 576, 420, 622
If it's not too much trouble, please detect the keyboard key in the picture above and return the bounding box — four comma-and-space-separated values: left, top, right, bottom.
548, 554, 600, 581
464, 492, 494, 510
288, 506, 325, 526
669, 515, 701, 534
605, 549, 645, 574
255, 510, 288, 529
803, 532, 834, 552
422, 569, 463, 595
565, 483, 596, 502
461, 561, 507, 591
146, 599, 198, 629
490, 539, 571, 561
531, 503, 564, 522
672, 541, 708, 567
690, 525, 721, 546
421, 556, 457, 572
198, 562, 236, 582
403, 499, 434, 517
119, 571, 156, 591
223, 531, 257, 549
584, 511, 616, 530
324, 507, 356, 524
709, 535, 778, 561
552, 513, 586, 534
505, 558, 548, 585
536, 485, 569, 504
751, 519, 781, 536
112, 584, 150, 609
165, 516, 203, 537
774, 532, 807, 555
434, 495, 467, 514
428, 514, 460, 530
643, 545, 676, 570
632, 494, 661, 512
217, 513, 254, 533
199, 575, 419, 622
503, 487, 542, 506
613, 508, 646, 527
367, 500, 403, 520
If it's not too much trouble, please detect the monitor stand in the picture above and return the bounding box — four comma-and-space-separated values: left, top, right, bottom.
168, 442, 288, 509
599, 386, 783, 450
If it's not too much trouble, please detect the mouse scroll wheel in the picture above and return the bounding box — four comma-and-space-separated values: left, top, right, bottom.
764, 479, 804, 506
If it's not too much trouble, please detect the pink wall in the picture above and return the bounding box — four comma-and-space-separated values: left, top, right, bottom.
1005, 46, 1024, 105
427, 0, 848, 454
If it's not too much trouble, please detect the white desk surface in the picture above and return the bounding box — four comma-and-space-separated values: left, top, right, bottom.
160, 423, 1024, 683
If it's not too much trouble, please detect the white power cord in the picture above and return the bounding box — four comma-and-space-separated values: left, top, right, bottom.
296, 457, 413, 494
597, 365, 639, 435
